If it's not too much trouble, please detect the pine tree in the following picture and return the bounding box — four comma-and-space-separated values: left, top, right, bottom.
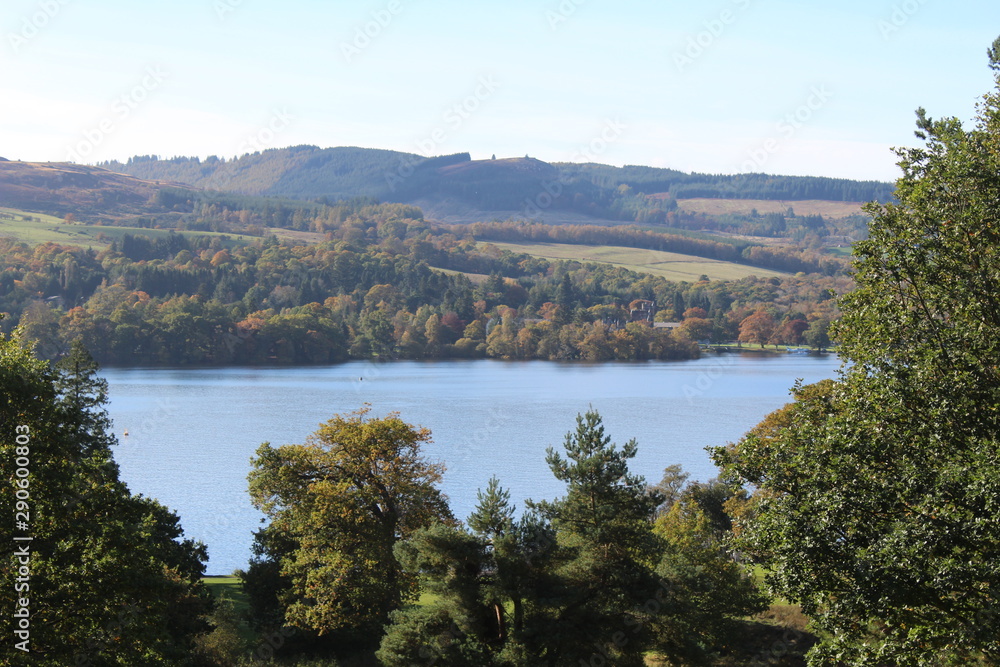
527, 409, 664, 666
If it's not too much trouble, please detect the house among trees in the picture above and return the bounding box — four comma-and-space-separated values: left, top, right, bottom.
628, 299, 656, 323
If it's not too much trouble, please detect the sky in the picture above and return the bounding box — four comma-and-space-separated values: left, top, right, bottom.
2, 0, 999, 182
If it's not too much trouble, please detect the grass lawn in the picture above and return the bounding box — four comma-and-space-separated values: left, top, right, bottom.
203, 576, 250, 615
483, 241, 788, 282
201, 577, 441, 618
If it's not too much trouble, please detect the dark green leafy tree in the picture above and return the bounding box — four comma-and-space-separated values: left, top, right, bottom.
715, 40, 1000, 666
803, 316, 831, 351
0, 331, 210, 666
650, 483, 768, 662
378, 478, 560, 666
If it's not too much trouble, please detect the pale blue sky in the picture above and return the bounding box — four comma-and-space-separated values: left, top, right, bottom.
3, 0, 998, 181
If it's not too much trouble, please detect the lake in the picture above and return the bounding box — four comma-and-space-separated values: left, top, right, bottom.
102, 353, 841, 575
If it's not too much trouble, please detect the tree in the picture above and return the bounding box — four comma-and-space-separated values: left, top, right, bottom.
0, 331, 210, 666
527, 410, 666, 666
651, 493, 767, 661
803, 316, 830, 351
648, 464, 690, 518
644, 464, 767, 661
17, 300, 63, 359
714, 41, 1000, 665
378, 479, 559, 666
677, 316, 713, 342
774, 315, 809, 346
682, 306, 708, 319
737, 309, 776, 347
244, 406, 453, 652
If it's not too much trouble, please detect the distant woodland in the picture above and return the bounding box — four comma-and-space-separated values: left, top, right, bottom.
3, 201, 843, 366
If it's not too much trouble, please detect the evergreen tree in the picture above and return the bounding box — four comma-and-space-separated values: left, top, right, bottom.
527, 409, 664, 666
378, 478, 560, 666
0, 331, 210, 666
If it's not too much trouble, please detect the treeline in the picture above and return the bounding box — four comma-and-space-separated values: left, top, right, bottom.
233, 408, 774, 665
103, 188, 851, 277
696, 209, 870, 243
557, 163, 895, 202
3, 204, 845, 366
460, 220, 748, 262
127, 183, 866, 274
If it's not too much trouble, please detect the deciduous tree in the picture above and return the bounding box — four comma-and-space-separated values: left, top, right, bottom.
715, 39, 1000, 665
737, 309, 776, 347
245, 407, 453, 650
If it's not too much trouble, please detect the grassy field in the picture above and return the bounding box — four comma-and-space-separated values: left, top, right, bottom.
824, 245, 853, 258
0, 207, 245, 248
484, 241, 787, 282
428, 266, 490, 284
203, 576, 249, 611
673, 197, 866, 219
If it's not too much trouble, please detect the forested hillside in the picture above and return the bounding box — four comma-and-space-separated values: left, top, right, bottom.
0, 160, 194, 221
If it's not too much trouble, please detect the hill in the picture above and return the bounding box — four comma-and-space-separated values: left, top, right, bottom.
0, 161, 193, 222
98, 145, 894, 224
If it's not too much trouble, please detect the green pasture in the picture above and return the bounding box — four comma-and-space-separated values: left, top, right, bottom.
484, 241, 788, 282
0, 207, 243, 248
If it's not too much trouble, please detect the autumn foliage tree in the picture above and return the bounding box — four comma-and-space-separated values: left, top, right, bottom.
244, 407, 453, 652
737, 309, 776, 347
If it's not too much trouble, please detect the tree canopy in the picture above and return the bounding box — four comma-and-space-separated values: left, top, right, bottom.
244, 407, 453, 651
0, 333, 210, 666
378, 410, 764, 667
714, 39, 1000, 665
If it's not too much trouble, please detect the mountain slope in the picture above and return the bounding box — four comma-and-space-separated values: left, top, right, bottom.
0, 161, 193, 220
99, 146, 894, 224
102, 146, 425, 200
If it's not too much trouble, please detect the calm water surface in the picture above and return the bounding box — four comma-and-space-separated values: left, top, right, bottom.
103, 354, 841, 574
